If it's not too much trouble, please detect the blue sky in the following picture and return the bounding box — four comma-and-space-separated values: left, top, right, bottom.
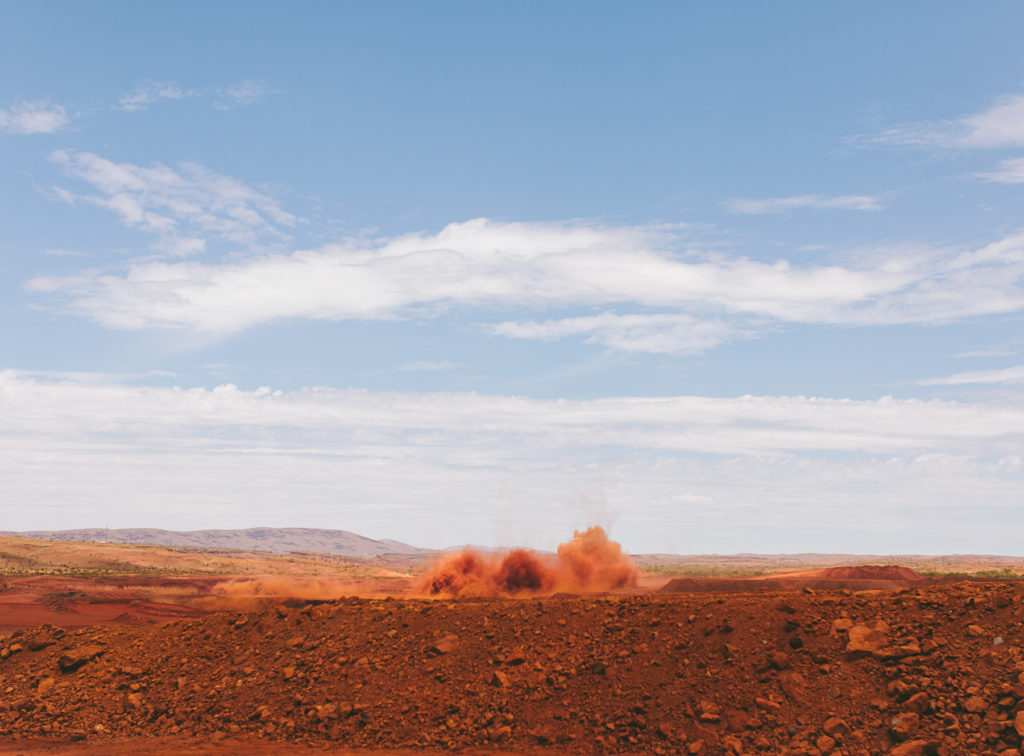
3, 2, 1024, 553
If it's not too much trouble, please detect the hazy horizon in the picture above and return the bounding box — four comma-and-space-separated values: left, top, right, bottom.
11, 525, 1024, 559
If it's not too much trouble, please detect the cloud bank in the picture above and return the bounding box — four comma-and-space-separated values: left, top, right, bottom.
3, 370, 1022, 459
2, 371, 1021, 552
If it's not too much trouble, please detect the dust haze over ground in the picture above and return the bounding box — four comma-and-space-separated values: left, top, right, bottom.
183, 527, 638, 609
190, 577, 378, 611
418, 526, 638, 597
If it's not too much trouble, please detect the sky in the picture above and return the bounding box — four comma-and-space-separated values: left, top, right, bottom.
2, 2, 1024, 554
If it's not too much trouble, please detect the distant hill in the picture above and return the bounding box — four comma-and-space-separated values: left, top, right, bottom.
0, 527, 428, 559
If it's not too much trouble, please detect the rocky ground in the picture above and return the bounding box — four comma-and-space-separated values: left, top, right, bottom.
1, 580, 1024, 755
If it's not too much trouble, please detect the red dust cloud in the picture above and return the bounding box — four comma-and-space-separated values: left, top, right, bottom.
418, 526, 637, 597
189, 577, 363, 611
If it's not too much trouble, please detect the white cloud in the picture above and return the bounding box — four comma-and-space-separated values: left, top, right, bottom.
977, 157, 1024, 184
48, 150, 297, 255
957, 94, 1024, 148
115, 79, 277, 112
1, 371, 1022, 551
487, 312, 744, 355
918, 364, 1024, 387
0, 101, 69, 135
865, 92, 1024, 149
25, 218, 1024, 338
399, 360, 461, 372
725, 194, 883, 214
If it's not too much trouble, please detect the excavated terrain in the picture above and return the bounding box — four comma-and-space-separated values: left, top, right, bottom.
659, 565, 947, 595
2, 580, 1024, 755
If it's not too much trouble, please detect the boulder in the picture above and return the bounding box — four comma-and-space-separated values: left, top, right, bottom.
847, 622, 889, 657
58, 644, 106, 672
426, 635, 458, 656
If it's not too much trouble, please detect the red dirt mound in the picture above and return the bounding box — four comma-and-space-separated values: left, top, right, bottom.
815, 565, 923, 581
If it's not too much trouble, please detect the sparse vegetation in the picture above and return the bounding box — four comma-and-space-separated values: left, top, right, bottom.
0, 535, 399, 581
639, 564, 769, 578
919, 566, 1024, 580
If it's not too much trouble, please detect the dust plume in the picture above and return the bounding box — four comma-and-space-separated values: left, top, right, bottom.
556, 525, 637, 589
418, 526, 637, 597
189, 576, 362, 610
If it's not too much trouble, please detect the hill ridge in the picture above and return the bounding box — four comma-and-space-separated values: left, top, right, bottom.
0, 527, 428, 558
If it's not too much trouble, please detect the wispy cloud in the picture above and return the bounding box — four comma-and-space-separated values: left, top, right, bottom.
25, 219, 1024, 340
116, 81, 190, 112
725, 194, 883, 215
955, 343, 1019, 359
918, 364, 1024, 386
48, 150, 298, 256
42, 248, 88, 258
115, 79, 278, 112
212, 80, 277, 109
863, 91, 1024, 150
11, 368, 176, 384
487, 312, 744, 355
0, 101, 69, 135
398, 360, 461, 372
977, 157, 1024, 184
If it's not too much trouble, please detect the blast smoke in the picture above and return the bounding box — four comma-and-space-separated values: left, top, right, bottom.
418, 526, 637, 597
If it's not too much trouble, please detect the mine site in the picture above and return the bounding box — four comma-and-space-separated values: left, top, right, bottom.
2, 527, 1024, 755
7, 3, 1024, 756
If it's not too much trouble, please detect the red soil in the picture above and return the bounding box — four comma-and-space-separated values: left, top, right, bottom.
3, 579, 1024, 754
0, 576, 217, 633
0, 738, 523, 755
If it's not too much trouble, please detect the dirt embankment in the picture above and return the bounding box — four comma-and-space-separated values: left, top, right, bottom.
2, 580, 1024, 755
660, 564, 933, 594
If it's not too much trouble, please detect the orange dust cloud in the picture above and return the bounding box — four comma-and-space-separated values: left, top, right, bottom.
418, 526, 637, 597
190, 576, 362, 610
